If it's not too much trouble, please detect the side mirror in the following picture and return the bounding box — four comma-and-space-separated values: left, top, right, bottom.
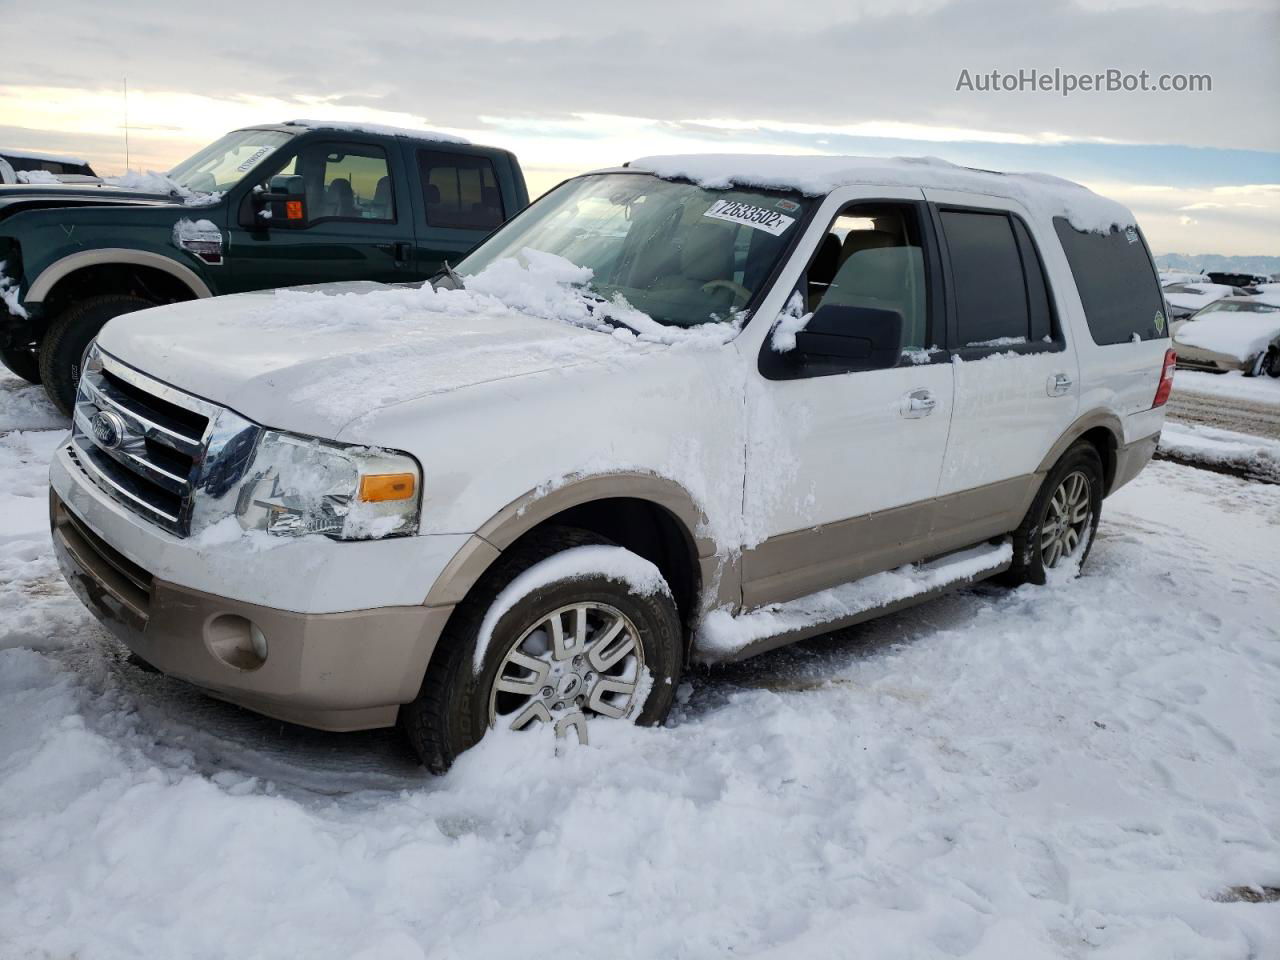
793, 304, 903, 371
253, 174, 308, 228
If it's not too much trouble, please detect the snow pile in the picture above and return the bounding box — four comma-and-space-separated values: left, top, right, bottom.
630, 154, 1135, 233
769, 290, 809, 352
0, 371, 65, 432
472, 545, 671, 672
103, 170, 222, 206
0, 259, 26, 318
1158, 422, 1280, 483
2, 440, 1279, 957
1173, 369, 1280, 406
698, 542, 1012, 660
15, 169, 60, 184
285, 118, 469, 145
1174, 311, 1280, 362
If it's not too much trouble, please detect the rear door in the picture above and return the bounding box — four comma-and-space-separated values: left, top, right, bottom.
407, 148, 511, 276
925, 192, 1080, 500
226, 137, 415, 292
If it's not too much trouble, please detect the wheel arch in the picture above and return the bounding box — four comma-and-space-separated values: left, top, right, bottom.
424, 473, 724, 640
25, 249, 211, 310
1037, 411, 1122, 495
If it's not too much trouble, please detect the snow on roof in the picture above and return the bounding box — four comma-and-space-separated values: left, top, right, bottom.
284, 119, 469, 145
0, 147, 89, 165
626, 154, 1136, 234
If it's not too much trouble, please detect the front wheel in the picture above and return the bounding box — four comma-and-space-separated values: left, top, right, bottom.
38, 294, 155, 414
0, 339, 40, 383
1006, 442, 1104, 586
401, 527, 682, 773
1264, 347, 1280, 379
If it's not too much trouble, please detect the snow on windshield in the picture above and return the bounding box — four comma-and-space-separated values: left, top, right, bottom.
630, 154, 1136, 234
102, 170, 224, 206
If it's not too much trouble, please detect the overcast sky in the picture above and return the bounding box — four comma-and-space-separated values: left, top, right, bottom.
1, 0, 1277, 254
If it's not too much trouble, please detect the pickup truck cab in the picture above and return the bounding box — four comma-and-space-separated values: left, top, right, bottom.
0, 120, 528, 411
49, 154, 1172, 772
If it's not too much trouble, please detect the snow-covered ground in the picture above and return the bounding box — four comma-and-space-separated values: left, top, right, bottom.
1159, 421, 1280, 483
2, 370, 1278, 959
1173, 369, 1280, 407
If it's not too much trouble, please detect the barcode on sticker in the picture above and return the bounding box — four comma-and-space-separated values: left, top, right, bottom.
702, 199, 795, 236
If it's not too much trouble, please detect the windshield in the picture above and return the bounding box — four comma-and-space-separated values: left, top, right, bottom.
1194, 300, 1280, 317
168, 129, 293, 194
455, 173, 814, 327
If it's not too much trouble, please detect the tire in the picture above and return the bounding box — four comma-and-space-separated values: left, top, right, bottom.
1006, 442, 1104, 587
0, 340, 40, 383
1265, 347, 1280, 379
401, 526, 683, 773
38, 294, 155, 414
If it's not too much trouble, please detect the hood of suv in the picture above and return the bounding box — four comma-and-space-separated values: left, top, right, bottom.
95, 281, 657, 439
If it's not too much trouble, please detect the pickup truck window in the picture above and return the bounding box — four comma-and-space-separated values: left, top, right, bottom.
274, 142, 395, 223
169, 129, 293, 194
455, 172, 814, 328
418, 151, 505, 230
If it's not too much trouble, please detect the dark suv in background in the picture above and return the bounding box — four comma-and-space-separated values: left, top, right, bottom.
0, 120, 529, 411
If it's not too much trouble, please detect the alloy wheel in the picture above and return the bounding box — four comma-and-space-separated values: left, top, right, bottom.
488, 602, 646, 745
1041, 470, 1092, 569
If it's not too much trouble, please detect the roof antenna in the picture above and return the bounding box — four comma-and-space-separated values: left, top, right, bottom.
123, 77, 130, 170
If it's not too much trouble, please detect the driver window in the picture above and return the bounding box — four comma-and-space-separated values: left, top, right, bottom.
269, 143, 395, 223
806, 203, 929, 352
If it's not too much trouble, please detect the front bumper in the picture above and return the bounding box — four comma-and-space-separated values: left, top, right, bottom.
52, 489, 452, 731
1173, 344, 1248, 373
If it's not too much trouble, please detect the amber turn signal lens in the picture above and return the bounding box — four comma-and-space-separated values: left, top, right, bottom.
286, 200, 304, 220
358, 473, 416, 502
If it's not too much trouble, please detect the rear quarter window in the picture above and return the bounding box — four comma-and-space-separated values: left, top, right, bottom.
1053, 218, 1167, 345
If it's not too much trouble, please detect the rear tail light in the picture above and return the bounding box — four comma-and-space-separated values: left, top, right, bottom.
1153, 348, 1176, 407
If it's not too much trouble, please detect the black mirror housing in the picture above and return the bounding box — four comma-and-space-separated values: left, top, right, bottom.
793, 304, 903, 371
253, 174, 308, 228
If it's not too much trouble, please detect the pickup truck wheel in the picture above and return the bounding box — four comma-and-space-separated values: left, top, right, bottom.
1006, 442, 1103, 587
1265, 347, 1280, 378
38, 294, 155, 414
401, 526, 682, 773
0, 340, 40, 383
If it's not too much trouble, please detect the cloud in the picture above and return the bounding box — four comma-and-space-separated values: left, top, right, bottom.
1, 0, 1276, 149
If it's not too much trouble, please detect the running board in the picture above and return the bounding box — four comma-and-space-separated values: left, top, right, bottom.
696, 540, 1013, 663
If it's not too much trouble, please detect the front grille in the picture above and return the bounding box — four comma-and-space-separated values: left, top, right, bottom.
69, 349, 258, 537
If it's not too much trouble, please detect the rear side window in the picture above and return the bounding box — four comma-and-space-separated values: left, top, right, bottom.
1053, 219, 1166, 344
418, 151, 505, 230
939, 209, 1054, 348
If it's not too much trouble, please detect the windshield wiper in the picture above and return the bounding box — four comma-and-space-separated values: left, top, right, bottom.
442, 260, 464, 290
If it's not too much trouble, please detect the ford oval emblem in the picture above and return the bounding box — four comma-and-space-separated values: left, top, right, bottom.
89, 410, 126, 450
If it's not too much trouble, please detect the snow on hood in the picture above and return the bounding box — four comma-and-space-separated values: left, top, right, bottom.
96, 251, 737, 439
1174, 311, 1280, 362
628, 153, 1135, 234
101, 171, 222, 206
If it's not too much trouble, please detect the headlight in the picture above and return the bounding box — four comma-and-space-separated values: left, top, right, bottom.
234, 430, 420, 540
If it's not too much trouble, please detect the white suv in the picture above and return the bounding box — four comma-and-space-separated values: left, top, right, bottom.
49, 155, 1174, 770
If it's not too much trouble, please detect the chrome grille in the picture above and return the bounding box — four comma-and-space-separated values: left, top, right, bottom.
69, 346, 261, 537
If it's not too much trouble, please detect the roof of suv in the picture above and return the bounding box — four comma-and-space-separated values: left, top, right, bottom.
617, 153, 1136, 234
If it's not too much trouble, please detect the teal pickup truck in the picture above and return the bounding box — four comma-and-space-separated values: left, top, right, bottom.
0, 120, 529, 411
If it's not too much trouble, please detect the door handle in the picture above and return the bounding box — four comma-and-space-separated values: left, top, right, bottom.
901, 388, 937, 419
1046, 372, 1074, 397
376, 242, 413, 264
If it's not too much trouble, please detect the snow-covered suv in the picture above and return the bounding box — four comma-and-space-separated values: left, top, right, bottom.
49, 154, 1173, 771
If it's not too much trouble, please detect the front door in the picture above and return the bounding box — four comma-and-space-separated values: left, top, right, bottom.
742, 190, 955, 606
226, 138, 416, 293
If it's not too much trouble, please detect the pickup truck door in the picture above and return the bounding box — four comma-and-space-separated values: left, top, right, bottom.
404, 145, 513, 276
225, 137, 417, 293
740, 187, 956, 608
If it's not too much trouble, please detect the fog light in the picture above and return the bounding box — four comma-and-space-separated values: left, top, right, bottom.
206, 614, 268, 671
250, 623, 268, 661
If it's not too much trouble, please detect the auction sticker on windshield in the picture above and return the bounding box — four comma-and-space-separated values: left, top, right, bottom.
703, 199, 795, 236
